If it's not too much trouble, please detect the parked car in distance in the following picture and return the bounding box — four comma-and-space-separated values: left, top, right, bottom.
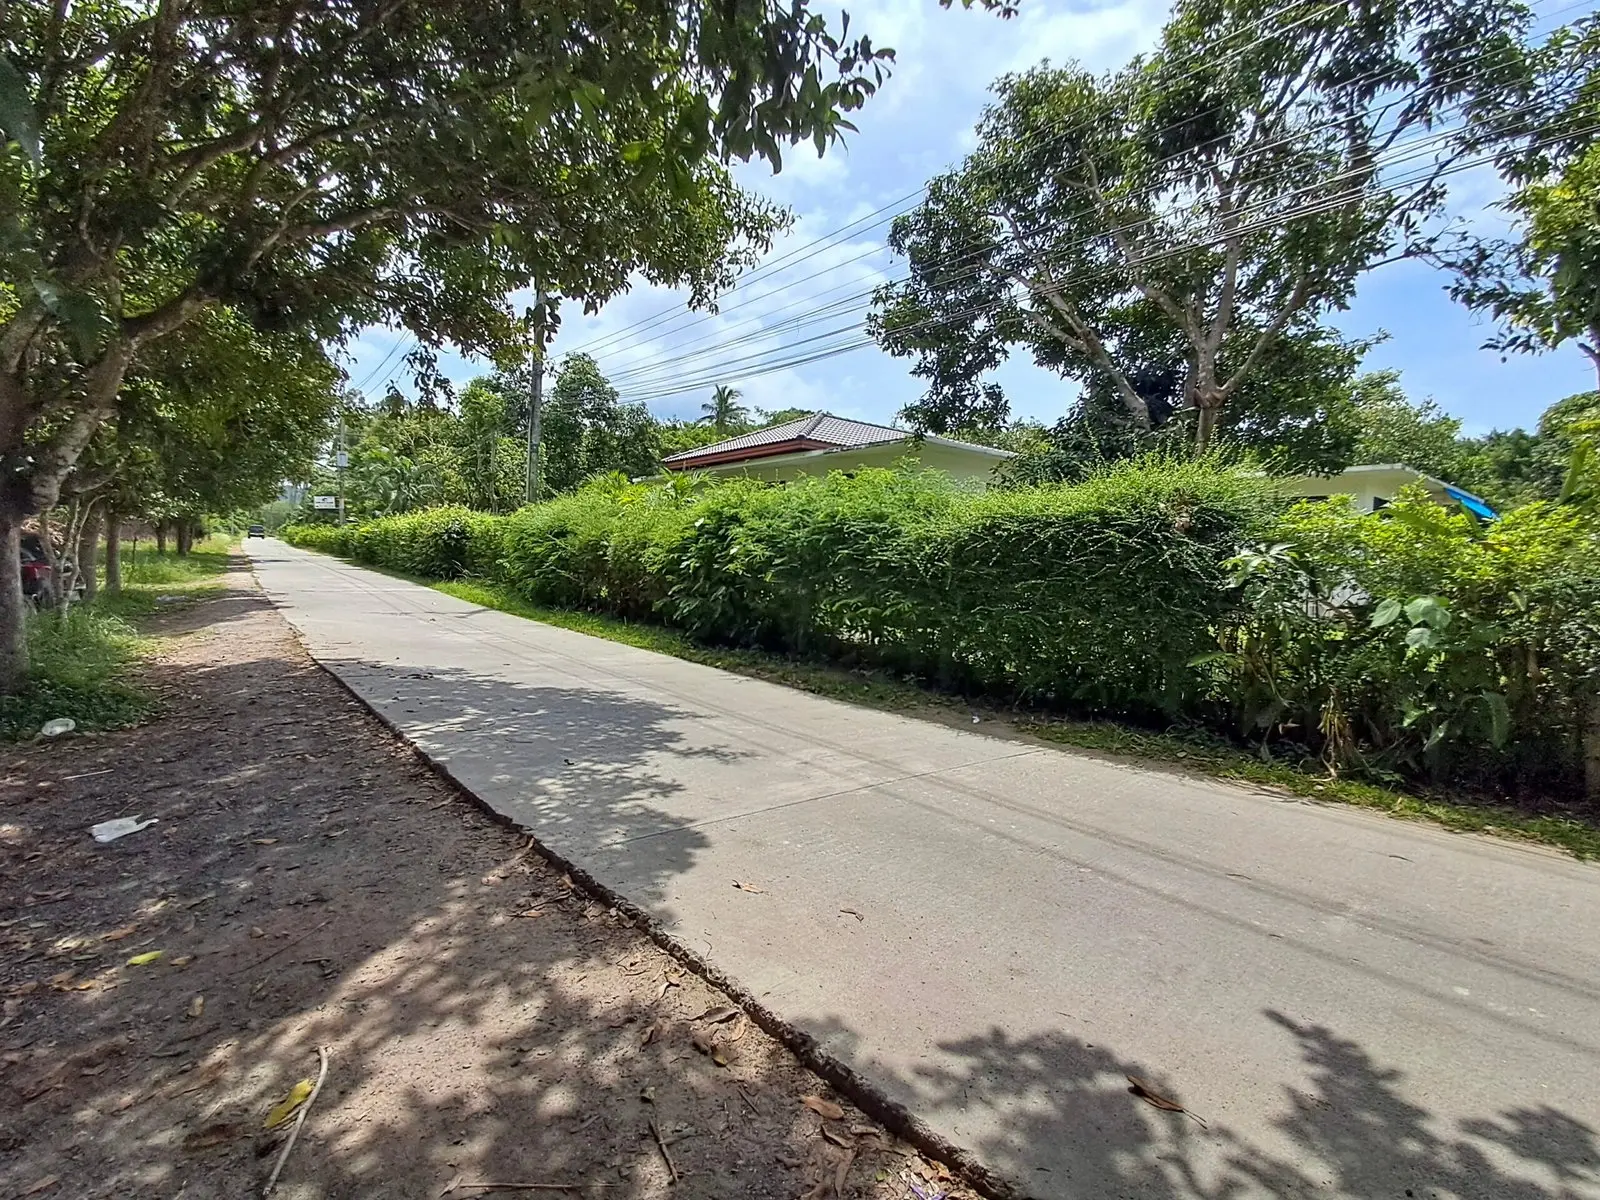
20, 534, 85, 607
247, 524, 266, 538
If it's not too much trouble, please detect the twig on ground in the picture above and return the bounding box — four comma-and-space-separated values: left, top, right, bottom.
226, 920, 331, 978
649, 1118, 680, 1184
735, 1084, 763, 1115
263, 1045, 330, 1196
449, 1186, 599, 1195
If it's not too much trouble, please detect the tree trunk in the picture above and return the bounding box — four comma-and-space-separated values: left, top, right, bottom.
1194, 402, 1221, 453
105, 515, 122, 595
78, 509, 102, 603
39, 509, 63, 609
176, 520, 193, 556
0, 510, 28, 691
156, 523, 167, 554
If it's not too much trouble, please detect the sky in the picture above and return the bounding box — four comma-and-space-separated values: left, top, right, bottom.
341, 0, 1598, 438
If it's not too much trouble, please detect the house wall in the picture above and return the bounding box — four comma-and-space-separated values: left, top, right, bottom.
689, 441, 1005, 485
1278, 468, 1448, 513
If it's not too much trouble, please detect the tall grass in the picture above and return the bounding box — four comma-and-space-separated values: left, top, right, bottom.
0, 543, 233, 740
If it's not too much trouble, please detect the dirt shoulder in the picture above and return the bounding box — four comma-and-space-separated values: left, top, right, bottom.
0, 561, 961, 1200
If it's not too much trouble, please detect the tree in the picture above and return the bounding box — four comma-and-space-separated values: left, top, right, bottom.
700, 385, 748, 435
1347, 372, 1472, 481
754, 407, 816, 427
0, 0, 1012, 689
541, 355, 660, 494
871, 0, 1532, 445
1445, 16, 1600, 389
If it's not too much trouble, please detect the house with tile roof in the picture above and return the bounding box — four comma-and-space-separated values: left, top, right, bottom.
658, 413, 1014, 484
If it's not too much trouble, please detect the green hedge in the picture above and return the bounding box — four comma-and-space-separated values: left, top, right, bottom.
283, 464, 1599, 798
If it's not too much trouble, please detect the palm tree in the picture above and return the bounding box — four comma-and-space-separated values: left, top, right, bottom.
700, 384, 748, 435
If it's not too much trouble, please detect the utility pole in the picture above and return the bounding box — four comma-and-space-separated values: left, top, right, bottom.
336, 416, 347, 526
525, 289, 547, 504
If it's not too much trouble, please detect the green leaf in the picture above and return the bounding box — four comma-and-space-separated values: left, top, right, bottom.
1404, 625, 1438, 650
1559, 439, 1592, 503
1404, 595, 1451, 630
1370, 597, 1403, 628
31, 277, 113, 356
1480, 691, 1511, 748
126, 950, 164, 966
620, 140, 649, 164
0, 53, 42, 166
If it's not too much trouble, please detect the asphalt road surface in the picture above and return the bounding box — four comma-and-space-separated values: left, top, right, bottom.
249, 539, 1600, 1199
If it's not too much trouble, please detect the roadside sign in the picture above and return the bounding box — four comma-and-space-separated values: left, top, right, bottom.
313, 496, 338, 510
335, 451, 349, 468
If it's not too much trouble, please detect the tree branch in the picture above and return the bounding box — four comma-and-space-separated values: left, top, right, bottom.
1217, 274, 1311, 400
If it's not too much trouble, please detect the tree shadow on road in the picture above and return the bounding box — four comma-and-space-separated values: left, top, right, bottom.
890, 1013, 1600, 1199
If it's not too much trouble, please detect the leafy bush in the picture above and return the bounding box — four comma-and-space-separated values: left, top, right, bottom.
283, 464, 1600, 798
281, 523, 353, 555
1212, 490, 1600, 794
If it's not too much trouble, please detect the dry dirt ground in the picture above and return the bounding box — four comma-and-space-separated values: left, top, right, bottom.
0, 562, 969, 1200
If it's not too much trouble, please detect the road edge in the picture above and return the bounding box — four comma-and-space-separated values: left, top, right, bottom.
242, 549, 1027, 1200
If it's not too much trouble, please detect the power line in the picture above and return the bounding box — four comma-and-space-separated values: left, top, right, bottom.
602, 4, 1584, 398
590, 0, 1577, 383
612, 116, 1600, 404
604, 96, 1542, 393
562, 0, 1352, 363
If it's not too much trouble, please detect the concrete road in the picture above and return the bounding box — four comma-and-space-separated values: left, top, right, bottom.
248, 540, 1600, 1199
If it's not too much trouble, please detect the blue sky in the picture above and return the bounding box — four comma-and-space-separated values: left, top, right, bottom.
343, 0, 1596, 437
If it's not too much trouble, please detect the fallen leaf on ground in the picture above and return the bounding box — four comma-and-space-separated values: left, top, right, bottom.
264, 1078, 314, 1129
249, 927, 265, 939
47, 971, 76, 990
727, 1015, 750, 1043
710, 1043, 735, 1067
125, 950, 163, 967
253, 838, 278, 845
802, 1095, 845, 1121
183, 1122, 245, 1152
821, 1122, 853, 1147
170, 955, 193, 967
835, 1149, 857, 1198
696, 1005, 739, 1024
22, 1175, 57, 1195
101, 925, 138, 942
187, 995, 204, 1019
513, 909, 543, 919
640, 1020, 665, 1047
1126, 1075, 1185, 1113
839, 908, 864, 921
437, 1172, 464, 1197
731, 880, 765, 893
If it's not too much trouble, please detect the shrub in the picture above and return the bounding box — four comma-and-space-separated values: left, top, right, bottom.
282, 464, 1599, 797
1212, 490, 1600, 795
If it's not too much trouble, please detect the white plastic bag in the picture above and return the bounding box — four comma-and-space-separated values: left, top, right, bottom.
91, 816, 158, 843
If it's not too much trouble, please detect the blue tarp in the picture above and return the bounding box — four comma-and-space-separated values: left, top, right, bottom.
1444, 485, 1498, 520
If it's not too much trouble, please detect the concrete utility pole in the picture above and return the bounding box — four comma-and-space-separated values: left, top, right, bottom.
525, 289, 547, 504
336, 416, 347, 526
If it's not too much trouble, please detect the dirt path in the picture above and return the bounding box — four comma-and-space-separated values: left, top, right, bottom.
0, 561, 963, 1200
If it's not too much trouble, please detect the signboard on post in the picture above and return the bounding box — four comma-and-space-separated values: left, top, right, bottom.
313, 496, 338, 510
335, 451, 349, 468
